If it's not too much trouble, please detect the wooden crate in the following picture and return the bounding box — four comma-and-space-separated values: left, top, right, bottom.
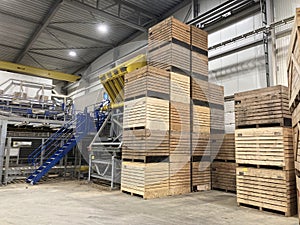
235, 127, 294, 169
170, 102, 190, 132
210, 107, 225, 131
148, 17, 191, 48
211, 133, 235, 161
296, 175, 300, 221
192, 132, 210, 156
209, 83, 224, 106
191, 51, 208, 78
236, 167, 296, 216
234, 85, 291, 128
123, 97, 169, 130
293, 124, 300, 173
191, 25, 208, 52
212, 161, 236, 192
192, 161, 211, 191
288, 8, 300, 113
122, 129, 169, 160
170, 131, 190, 158
170, 72, 190, 103
169, 162, 191, 195
193, 105, 210, 133
121, 161, 170, 199
148, 42, 191, 73
124, 66, 170, 100
191, 78, 209, 102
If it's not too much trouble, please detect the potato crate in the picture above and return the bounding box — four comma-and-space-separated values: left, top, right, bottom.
169, 162, 191, 195
191, 78, 209, 103
191, 51, 208, 78
122, 129, 170, 161
124, 66, 170, 101
170, 102, 190, 132
192, 132, 210, 156
170, 72, 190, 103
170, 131, 190, 156
288, 8, 300, 113
148, 17, 191, 49
212, 161, 236, 192
121, 161, 170, 199
234, 85, 291, 128
236, 167, 296, 216
211, 133, 235, 162
123, 97, 169, 130
193, 105, 210, 133
235, 127, 294, 170
148, 42, 191, 74
192, 161, 211, 191
191, 25, 208, 52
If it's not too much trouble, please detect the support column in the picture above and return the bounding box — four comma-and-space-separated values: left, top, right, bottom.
0, 120, 7, 184
266, 0, 277, 85
4, 137, 11, 185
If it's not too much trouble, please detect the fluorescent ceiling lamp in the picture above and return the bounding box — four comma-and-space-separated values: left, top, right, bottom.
69, 51, 77, 57
97, 24, 108, 33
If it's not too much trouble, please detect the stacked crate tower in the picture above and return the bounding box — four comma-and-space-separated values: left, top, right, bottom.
234, 85, 296, 216
121, 17, 224, 198
211, 133, 236, 192
287, 7, 300, 221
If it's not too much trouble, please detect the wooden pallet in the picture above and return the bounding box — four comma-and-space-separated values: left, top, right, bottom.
192, 161, 211, 191
124, 66, 170, 100
193, 105, 210, 133
235, 127, 294, 169
212, 161, 236, 192
170, 102, 190, 132
121, 161, 170, 199
148, 42, 191, 73
148, 17, 191, 48
234, 85, 291, 128
236, 167, 297, 216
122, 129, 170, 159
170, 72, 190, 103
191, 25, 208, 52
123, 97, 169, 130
288, 8, 300, 113
211, 133, 235, 161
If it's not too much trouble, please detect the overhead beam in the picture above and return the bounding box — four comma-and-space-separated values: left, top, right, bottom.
15, 0, 64, 63
63, 0, 147, 32
114, 0, 157, 19
0, 61, 81, 82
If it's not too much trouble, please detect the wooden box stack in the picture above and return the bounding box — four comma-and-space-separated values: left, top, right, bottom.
287, 8, 300, 221
121, 17, 224, 198
211, 133, 236, 192
234, 85, 296, 216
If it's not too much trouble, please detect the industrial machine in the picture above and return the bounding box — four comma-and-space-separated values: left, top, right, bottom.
88, 54, 147, 188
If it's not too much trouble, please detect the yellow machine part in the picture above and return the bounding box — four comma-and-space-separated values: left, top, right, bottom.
99, 54, 147, 108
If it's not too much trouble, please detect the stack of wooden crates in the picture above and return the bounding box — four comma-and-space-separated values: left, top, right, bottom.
211, 133, 236, 192
234, 85, 296, 216
288, 7, 300, 221
121, 17, 224, 198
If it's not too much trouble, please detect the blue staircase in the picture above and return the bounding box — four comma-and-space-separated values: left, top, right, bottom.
26, 111, 95, 184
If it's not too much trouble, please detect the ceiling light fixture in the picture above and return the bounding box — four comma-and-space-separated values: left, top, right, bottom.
97, 24, 108, 34
69, 51, 77, 57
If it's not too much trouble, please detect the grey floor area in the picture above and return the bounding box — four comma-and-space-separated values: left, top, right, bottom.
0, 181, 298, 225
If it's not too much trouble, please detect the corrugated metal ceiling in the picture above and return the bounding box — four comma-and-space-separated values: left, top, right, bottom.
0, 0, 188, 75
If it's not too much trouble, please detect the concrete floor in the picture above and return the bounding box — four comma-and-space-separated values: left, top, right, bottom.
0, 181, 298, 225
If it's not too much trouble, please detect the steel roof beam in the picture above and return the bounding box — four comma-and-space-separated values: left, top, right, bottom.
15, 0, 64, 63
63, 0, 147, 32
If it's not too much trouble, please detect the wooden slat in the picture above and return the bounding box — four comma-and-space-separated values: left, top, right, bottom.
212, 161, 236, 192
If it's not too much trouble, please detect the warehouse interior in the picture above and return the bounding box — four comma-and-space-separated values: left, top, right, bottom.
1, 0, 300, 224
